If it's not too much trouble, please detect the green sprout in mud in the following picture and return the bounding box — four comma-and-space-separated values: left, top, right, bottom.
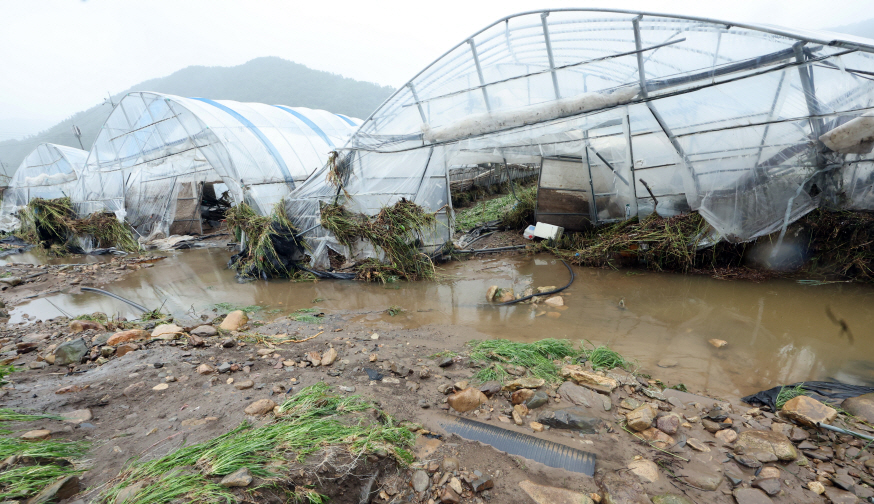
386, 305, 404, 317
100, 383, 413, 504
214, 302, 263, 313
776, 383, 808, 409
290, 308, 321, 324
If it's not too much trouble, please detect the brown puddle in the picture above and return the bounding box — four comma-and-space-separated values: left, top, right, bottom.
9, 248, 874, 399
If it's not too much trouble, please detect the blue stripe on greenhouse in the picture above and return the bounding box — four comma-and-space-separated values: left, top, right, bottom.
273, 106, 334, 148
335, 114, 357, 127
190, 97, 295, 186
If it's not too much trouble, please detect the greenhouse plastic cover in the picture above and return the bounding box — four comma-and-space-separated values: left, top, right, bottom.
0, 143, 87, 232
287, 9, 874, 268
72, 91, 361, 238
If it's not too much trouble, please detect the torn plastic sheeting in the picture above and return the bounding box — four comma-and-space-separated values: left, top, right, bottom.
741, 381, 874, 411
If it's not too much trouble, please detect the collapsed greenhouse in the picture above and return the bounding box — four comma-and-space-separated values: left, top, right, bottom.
0, 143, 88, 231
71, 91, 361, 240
286, 9, 874, 269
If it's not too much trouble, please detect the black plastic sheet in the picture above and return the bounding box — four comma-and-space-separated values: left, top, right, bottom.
742, 381, 874, 411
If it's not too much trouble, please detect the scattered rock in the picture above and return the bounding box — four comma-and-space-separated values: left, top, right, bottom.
306, 351, 322, 366
598, 473, 648, 504
628, 459, 660, 483
152, 383, 169, 391
115, 343, 138, 357
61, 409, 92, 424
626, 405, 656, 432
27, 475, 79, 504
807, 481, 825, 495
537, 408, 602, 433
479, 381, 501, 397
220, 310, 248, 330
525, 390, 549, 409
511, 389, 535, 405
321, 347, 338, 366
735, 430, 798, 461
234, 379, 254, 390
106, 329, 149, 345
639, 428, 675, 449
438, 356, 453, 368
28, 361, 47, 369
448, 477, 463, 494
53, 338, 88, 365
220, 467, 253, 487
447, 388, 487, 413
752, 478, 781, 497
715, 428, 738, 444
151, 324, 183, 340
732, 488, 772, 504
558, 381, 600, 407
472, 476, 494, 493
412, 470, 430, 493
519, 480, 595, 504
559, 365, 618, 393
485, 285, 499, 302
651, 495, 693, 504
512, 410, 524, 425
21, 429, 51, 440
544, 296, 564, 307
503, 377, 545, 391
530, 421, 544, 432
841, 393, 874, 424
244, 399, 276, 416
440, 487, 461, 504
781, 395, 838, 426
823, 487, 859, 504
113, 481, 146, 503
221, 338, 236, 348
123, 381, 144, 397
0, 276, 22, 287
708, 338, 727, 348
656, 414, 681, 435
442, 457, 460, 472
69, 320, 103, 333
678, 466, 723, 491
197, 363, 215, 375
687, 438, 711, 452
759, 467, 780, 479
190, 325, 217, 337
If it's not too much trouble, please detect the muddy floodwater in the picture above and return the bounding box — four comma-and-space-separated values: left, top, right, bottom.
9, 248, 874, 399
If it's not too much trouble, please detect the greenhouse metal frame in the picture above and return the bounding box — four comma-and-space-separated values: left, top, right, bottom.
287, 8, 874, 268
73, 91, 361, 239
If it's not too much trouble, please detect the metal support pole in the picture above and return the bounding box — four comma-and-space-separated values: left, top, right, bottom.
794, 43, 826, 169
407, 82, 428, 123
468, 40, 492, 112
583, 132, 598, 225
541, 12, 561, 99
754, 70, 788, 168
633, 16, 700, 195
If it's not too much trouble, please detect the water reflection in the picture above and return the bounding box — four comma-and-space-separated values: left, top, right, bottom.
8, 249, 874, 398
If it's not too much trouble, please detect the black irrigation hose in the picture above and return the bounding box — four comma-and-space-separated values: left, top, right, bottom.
80, 287, 149, 313
454, 245, 529, 254
494, 260, 575, 306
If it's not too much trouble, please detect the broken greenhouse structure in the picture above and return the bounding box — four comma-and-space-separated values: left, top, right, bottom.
286, 9, 874, 269
0, 143, 88, 232
72, 91, 362, 240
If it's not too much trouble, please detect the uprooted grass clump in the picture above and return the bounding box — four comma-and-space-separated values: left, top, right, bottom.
321, 199, 438, 282
581, 341, 634, 371
776, 383, 808, 409
468, 338, 582, 384
226, 203, 304, 279
101, 383, 414, 504
454, 185, 536, 231
0, 409, 90, 501
16, 197, 138, 254
542, 212, 743, 273
798, 208, 874, 281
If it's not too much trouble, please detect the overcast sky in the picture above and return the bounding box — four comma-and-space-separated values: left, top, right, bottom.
0, 0, 871, 137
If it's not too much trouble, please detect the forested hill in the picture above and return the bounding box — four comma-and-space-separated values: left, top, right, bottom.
0, 57, 394, 175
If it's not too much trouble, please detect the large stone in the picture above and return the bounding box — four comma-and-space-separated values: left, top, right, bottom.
503, 377, 546, 391
560, 365, 618, 393
735, 430, 798, 461
678, 466, 723, 491
626, 405, 656, 432
479, 381, 501, 397
537, 407, 602, 433
781, 395, 837, 426
190, 325, 217, 337
114, 481, 146, 503
715, 429, 738, 444
61, 409, 92, 424
732, 488, 773, 504
842, 393, 874, 424
321, 347, 338, 366
544, 296, 564, 307
511, 389, 535, 405
151, 324, 183, 340
412, 470, 430, 493
53, 338, 88, 365
525, 390, 549, 409
244, 399, 276, 416
27, 475, 79, 504
447, 387, 487, 413
519, 480, 595, 504
197, 363, 215, 374
639, 428, 675, 449
107, 329, 149, 345
656, 414, 681, 435
0, 276, 22, 287
752, 478, 781, 497
115, 343, 138, 357
823, 486, 859, 504
21, 429, 51, 440
220, 310, 248, 330
220, 467, 253, 487
627, 459, 660, 483
598, 472, 650, 504
69, 320, 103, 333
558, 381, 601, 407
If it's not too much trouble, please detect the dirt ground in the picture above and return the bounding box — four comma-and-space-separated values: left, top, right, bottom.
2, 251, 872, 504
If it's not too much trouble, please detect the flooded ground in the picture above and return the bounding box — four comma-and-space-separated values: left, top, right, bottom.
8, 247, 874, 400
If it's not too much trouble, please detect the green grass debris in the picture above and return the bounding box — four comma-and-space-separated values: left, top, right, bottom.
386, 305, 404, 317
226, 202, 303, 279
214, 302, 263, 313
16, 197, 138, 254
454, 185, 536, 231
581, 341, 632, 371
321, 199, 438, 282
290, 308, 321, 323
0, 409, 90, 501
468, 338, 580, 384
776, 383, 808, 409
102, 383, 414, 504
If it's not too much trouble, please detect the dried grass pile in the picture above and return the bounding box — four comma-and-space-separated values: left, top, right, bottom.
321, 198, 438, 282
226, 203, 304, 279
16, 197, 138, 254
